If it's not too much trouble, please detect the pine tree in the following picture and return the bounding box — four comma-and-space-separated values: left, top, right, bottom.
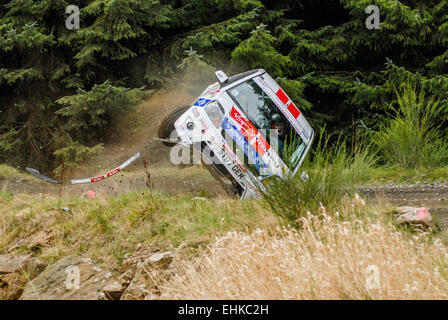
1, 0, 448, 170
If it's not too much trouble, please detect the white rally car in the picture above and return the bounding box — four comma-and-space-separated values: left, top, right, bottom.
157, 69, 314, 199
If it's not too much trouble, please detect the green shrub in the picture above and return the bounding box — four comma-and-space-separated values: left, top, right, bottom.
375, 82, 448, 169
262, 130, 376, 226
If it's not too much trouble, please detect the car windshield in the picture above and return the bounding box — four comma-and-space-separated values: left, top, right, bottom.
228, 79, 306, 170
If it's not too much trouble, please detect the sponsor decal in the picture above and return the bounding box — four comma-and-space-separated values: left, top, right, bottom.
230, 106, 270, 157
209, 136, 219, 148
177, 123, 192, 142
193, 98, 212, 107
231, 107, 257, 140
193, 108, 200, 117
230, 106, 246, 125
222, 117, 267, 173
208, 89, 220, 96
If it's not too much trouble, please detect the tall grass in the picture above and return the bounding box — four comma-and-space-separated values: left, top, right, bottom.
0, 191, 277, 265
0, 164, 33, 181
375, 82, 448, 168
152, 208, 448, 299
262, 130, 376, 225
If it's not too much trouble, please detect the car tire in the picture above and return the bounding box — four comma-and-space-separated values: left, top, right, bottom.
157, 105, 190, 147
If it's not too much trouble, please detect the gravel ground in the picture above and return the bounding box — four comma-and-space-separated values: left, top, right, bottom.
361, 183, 448, 229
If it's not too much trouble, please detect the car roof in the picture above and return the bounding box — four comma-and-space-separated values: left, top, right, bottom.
220, 69, 265, 89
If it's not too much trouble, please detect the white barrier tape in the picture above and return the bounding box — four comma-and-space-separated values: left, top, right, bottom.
70, 152, 140, 184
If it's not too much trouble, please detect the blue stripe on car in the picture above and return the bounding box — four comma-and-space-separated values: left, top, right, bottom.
222, 117, 267, 173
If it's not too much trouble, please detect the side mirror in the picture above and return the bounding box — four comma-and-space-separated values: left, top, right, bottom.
215, 70, 228, 84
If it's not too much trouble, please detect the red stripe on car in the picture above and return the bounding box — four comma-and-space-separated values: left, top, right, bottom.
253, 140, 266, 157
231, 106, 273, 158
230, 107, 244, 126
287, 102, 301, 118
257, 134, 270, 152
231, 106, 258, 141
276, 89, 289, 105
240, 122, 257, 142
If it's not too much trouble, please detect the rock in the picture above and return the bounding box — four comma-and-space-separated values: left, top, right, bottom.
119, 269, 135, 288
146, 251, 174, 269
120, 263, 151, 300
0, 254, 31, 274
102, 280, 125, 300
98, 291, 107, 300
0, 254, 46, 300
119, 246, 175, 300
394, 206, 437, 229
20, 255, 115, 300
26, 257, 47, 280
8, 231, 50, 252
0, 272, 27, 300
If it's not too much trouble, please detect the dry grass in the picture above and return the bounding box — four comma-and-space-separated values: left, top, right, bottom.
0, 191, 277, 269
154, 206, 448, 300
0, 164, 33, 181
2, 187, 448, 300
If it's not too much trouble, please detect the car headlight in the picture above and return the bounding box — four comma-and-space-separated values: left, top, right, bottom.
204, 101, 224, 128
